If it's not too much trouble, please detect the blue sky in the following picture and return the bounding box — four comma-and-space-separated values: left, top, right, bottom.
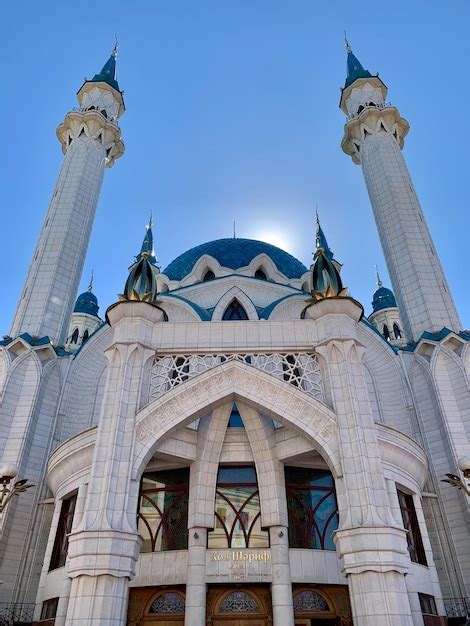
1, 1, 469, 333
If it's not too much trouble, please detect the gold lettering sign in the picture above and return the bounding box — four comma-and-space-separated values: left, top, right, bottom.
210, 550, 270, 563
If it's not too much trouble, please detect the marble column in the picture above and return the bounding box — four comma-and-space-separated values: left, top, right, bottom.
184, 527, 207, 626
269, 526, 294, 626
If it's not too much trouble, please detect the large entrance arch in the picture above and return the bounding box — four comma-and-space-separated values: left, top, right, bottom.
132, 359, 340, 481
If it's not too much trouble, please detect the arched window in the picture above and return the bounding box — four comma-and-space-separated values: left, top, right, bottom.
255, 268, 267, 280
383, 324, 391, 341
100, 109, 108, 119
227, 403, 244, 427
203, 269, 215, 281
82, 330, 89, 344
149, 592, 185, 614
219, 591, 261, 613
393, 323, 402, 339
293, 590, 330, 612
222, 299, 249, 320
138, 468, 189, 552
285, 467, 339, 550
208, 466, 269, 548
71, 328, 79, 344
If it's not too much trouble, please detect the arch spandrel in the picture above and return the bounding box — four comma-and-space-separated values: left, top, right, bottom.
133, 360, 340, 479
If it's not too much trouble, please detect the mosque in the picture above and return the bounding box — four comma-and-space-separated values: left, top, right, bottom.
0, 41, 469, 626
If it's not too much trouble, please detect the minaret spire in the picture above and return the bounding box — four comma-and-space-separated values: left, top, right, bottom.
375, 264, 383, 288
120, 218, 160, 303
87, 269, 94, 293
310, 210, 347, 300
340, 47, 461, 340
9, 49, 125, 345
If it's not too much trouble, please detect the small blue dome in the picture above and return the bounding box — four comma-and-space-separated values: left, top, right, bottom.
163, 238, 308, 281
74, 290, 99, 317
372, 286, 397, 312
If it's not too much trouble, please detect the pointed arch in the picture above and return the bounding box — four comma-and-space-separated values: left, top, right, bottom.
212, 287, 258, 321
133, 360, 340, 481
222, 299, 249, 321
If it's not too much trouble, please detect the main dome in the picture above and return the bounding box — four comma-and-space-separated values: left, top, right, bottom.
163, 238, 308, 281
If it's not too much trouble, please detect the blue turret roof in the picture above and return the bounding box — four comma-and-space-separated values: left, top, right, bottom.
74, 289, 99, 317
372, 286, 397, 312
163, 238, 308, 281
345, 49, 373, 89
90, 50, 120, 92
315, 214, 334, 261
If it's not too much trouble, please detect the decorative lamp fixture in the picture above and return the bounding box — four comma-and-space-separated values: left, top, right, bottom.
0, 464, 34, 514
442, 457, 470, 496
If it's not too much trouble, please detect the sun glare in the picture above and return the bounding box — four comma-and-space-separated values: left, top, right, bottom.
257, 232, 291, 251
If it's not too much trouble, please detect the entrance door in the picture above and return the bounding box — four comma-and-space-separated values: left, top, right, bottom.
207, 586, 271, 626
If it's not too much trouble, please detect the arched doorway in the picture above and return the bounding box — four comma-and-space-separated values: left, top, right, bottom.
207, 585, 272, 625
128, 588, 185, 626
293, 586, 352, 626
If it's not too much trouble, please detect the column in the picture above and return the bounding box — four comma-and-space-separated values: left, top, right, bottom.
184, 528, 207, 626
312, 298, 413, 625
269, 526, 294, 626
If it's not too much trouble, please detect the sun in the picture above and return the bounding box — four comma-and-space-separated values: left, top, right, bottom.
256, 231, 291, 251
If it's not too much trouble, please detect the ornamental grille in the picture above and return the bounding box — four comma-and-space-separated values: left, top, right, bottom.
149, 352, 323, 403
293, 590, 329, 612
149, 592, 185, 614
219, 591, 260, 613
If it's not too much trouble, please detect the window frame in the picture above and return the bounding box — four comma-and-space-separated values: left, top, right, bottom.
397, 489, 427, 566
49, 492, 77, 571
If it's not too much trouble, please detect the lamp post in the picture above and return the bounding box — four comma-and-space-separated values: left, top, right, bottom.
0, 464, 33, 514
442, 457, 470, 496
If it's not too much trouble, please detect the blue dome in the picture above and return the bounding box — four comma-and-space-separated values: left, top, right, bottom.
74, 290, 99, 317
163, 238, 308, 281
372, 286, 397, 312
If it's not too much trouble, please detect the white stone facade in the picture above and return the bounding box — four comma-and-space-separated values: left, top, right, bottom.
1, 48, 469, 626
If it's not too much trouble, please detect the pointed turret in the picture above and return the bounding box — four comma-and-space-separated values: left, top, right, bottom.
90, 49, 120, 92
310, 215, 347, 300
368, 267, 405, 344
119, 220, 160, 303
344, 40, 373, 89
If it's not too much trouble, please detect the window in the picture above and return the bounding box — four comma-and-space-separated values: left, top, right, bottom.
40, 597, 59, 620
219, 591, 261, 613
293, 590, 329, 612
49, 492, 77, 570
82, 329, 89, 343
203, 269, 215, 281
70, 328, 79, 344
285, 467, 339, 550
138, 468, 189, 552
227, 403, 244, 427
383, 324, 390, 341
397, 489, 427, 565
149, 591, 185, 614
393, 323, 402, 339
222, 300, 249, 320
255, 269, 267, 280
419, 594, 438, 616
208, 466, 269, 548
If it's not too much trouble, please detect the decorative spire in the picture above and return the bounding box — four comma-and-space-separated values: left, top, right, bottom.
87, 269, 94, 293
119, 218, 160, 303
90, 40, 121, 92
310, 212, 347, 301
375, 264, 383, 288
315, 210, 334, 261
343, 38, 373, 89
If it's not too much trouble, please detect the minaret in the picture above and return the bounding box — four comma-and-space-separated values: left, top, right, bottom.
340, 40, 461, 341
369, 267, 406, 346
10, 44, 125, 346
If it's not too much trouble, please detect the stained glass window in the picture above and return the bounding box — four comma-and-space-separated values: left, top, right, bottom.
222, 300, 249, 320
149, 592, 185, 614
285, 467, 339, 550
219, 591, 260, 613
397, 489, 427, 565
138, 468, 189, 552
208, 466, 269, 548
49, 492, 77, 570
293, 590, 329, 612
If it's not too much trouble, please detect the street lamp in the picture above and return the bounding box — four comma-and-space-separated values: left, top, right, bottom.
0, 464, 34, 513
442, 457, 470, 496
